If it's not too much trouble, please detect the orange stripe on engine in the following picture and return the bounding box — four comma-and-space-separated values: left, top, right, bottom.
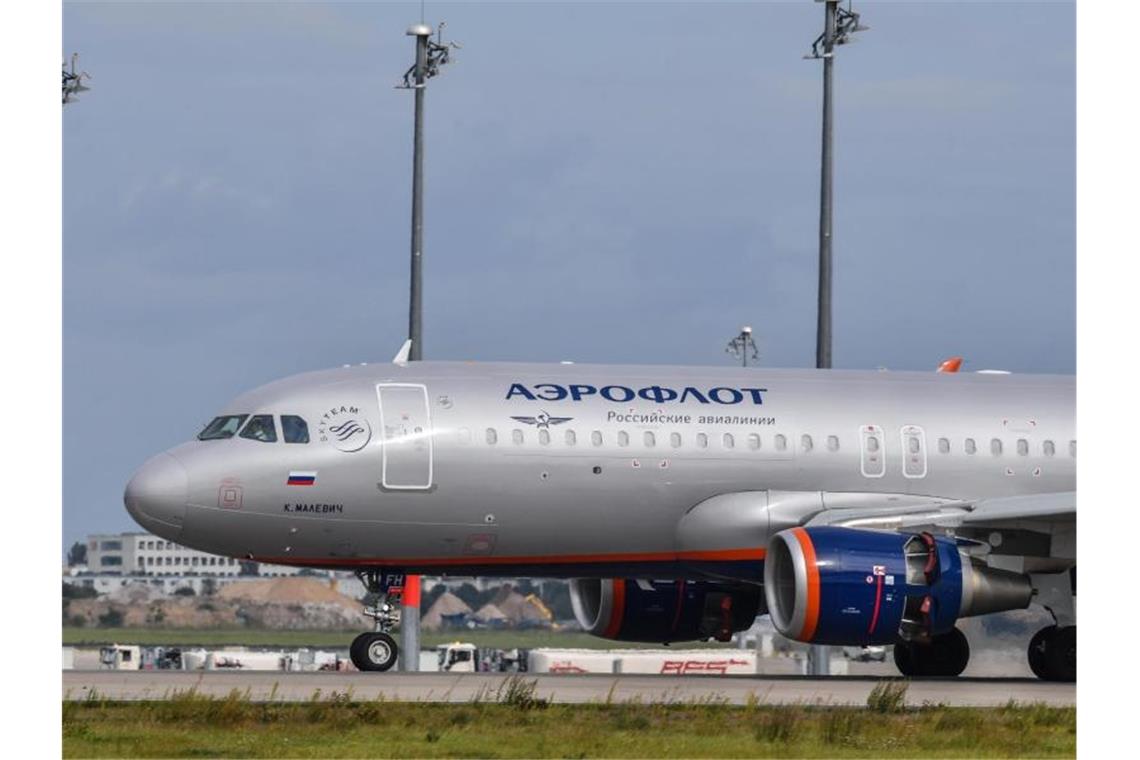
603, 579, 626, 638
791, 528, 821, 642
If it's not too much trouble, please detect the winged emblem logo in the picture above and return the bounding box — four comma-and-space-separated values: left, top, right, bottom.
511, 411, 573, 429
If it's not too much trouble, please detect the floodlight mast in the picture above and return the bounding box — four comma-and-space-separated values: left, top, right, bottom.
396, 19, 456, 673
725, 326, 760, 368
805, 0, 866, 677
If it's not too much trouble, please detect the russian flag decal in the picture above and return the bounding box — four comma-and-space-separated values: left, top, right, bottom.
287, 471, 317, 487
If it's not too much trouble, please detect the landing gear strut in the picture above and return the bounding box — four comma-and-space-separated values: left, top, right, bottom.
350, 570, 402, 672
893, 627, 970, 677
1027, 569, 1076, 682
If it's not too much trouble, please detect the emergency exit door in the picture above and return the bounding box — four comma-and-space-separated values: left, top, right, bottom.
376, 383, 433, 490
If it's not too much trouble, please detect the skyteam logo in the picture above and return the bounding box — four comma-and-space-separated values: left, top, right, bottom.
318, 405, 373, 453
506, 383, 767, 405
511, 411, 573, 429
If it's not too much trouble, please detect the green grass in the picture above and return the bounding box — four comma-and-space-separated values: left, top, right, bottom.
62, 685, 1075, 758
62, 627, 721, 650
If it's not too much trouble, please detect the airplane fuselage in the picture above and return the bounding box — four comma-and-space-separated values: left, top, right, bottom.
125, 361, 1075, 581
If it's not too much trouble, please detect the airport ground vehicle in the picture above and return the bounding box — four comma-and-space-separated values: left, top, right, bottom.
126, 358, 1075, 680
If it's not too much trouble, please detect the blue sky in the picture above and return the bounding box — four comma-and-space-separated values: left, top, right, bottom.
62, 1, 1074, 546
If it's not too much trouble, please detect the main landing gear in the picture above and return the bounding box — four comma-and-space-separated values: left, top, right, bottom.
1026, 568, 1076, 682
893, 627, 970, 677
350, 570, 402, 672
1027, 625, 1076, 682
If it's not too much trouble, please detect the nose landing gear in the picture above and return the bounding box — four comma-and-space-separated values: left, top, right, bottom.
350, 570, 403, 672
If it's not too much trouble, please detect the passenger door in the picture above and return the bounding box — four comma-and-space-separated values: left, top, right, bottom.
376, 383, 434, 489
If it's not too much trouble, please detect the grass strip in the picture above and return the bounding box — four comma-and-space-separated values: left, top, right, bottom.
63, 679, 1074, 758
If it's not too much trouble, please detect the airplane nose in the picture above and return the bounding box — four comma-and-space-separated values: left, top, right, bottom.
124, 452, 188, 539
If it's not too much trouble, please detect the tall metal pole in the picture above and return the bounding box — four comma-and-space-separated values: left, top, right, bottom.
400, 23, 432, 672
815, 0, 836, 372
407, 24, 430, 362
808, 0, 838, 679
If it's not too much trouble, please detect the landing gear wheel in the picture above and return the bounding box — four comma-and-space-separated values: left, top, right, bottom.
1027, 625, 1076, 682
1027, 626, 1054, 680
893, 639, 921, 677
893, 628, 970, 677
351, 632, 398, 672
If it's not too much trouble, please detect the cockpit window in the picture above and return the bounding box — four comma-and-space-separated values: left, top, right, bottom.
239, 415, 277, 443
197, 415, 248, 441
281, 415, 310, 444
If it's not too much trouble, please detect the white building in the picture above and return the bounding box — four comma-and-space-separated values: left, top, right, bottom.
83, 531, 302, 578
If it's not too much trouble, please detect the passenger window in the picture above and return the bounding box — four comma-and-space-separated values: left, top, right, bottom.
696, 433, 708, 449
512, 429, 524, 445
618, 431, 630, 447
908, 436, 920, 454
991, 438, 1003, 456
1043, 440, 1055, 456
827, 435, 839, 452
539, 429, 550, 445
801, 434, 813, 453
670, 432, 682, 448
281, 415, 310, 444
775, 434, 787, 451
485, 428, 498, 445
965, 438, 977, 455
866, 436, 879, 453
938, 437, 950, 454
197, 415, 248, 441
723, 433, 735, 449
644, 431, 656, 447
1017, 439, 1029, 456
748, 434, 761, 450
239, 415, 277, 443
591, 431, 603, 447
565, 430, 577, 446
1069, 440, 1076, 458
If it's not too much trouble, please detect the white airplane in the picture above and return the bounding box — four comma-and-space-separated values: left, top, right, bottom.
126, 347, 1075, 679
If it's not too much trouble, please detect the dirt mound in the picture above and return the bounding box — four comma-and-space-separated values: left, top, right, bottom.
217, 578, 357, 608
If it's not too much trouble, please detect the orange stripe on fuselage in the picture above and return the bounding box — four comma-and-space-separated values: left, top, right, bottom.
251, 547, 766, 568
603, 579, 626, 638
791, 528, 821, 642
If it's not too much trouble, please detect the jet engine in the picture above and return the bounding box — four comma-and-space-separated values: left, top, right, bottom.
569, 578, 762, 643
764, 526, 1033, 646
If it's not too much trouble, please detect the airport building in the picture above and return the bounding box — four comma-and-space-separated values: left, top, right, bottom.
82, 531, 301, 578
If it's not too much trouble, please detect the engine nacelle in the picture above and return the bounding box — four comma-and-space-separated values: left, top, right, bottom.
569, 578, 762, 643
764, 526, 1033, 646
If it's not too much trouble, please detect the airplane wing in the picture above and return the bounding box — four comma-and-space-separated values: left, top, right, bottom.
806, 491, 1074, 531
803, 491, 1075, 568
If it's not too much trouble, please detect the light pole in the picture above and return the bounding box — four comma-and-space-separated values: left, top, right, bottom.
397, 20, 455, 672
725, 326, 760, 367
804, 0, 867, 676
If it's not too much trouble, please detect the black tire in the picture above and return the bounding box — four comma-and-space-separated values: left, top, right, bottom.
350, 632, 398, 672
926, 628, 970, 677
893, 639, 924, 677
893, 629, 969, 678
1045, 625, 1076, 682
1027, 626, 1055, 680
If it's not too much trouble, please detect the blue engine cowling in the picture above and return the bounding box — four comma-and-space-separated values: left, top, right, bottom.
763, 526, 1031, 646
570, 578, 762, 643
